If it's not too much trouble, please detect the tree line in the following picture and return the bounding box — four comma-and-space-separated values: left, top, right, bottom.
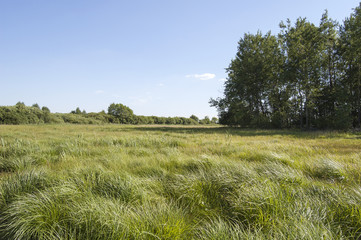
0, 102, 217, 125
211, 3, 361, 129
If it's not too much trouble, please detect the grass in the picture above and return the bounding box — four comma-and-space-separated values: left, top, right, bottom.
0, 124, 360, 239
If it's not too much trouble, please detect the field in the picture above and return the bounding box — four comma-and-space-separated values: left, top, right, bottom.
0, 125, 361, 239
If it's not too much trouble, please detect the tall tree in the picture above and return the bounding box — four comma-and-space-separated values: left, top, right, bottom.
340, 3, 361, 127
107, 103, 134, 124
317, 11, 352, 129
211, 3, 360, 129
280, 18, 323, 128
211, 32, 283, 127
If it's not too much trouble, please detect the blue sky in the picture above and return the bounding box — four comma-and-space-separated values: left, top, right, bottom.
0, 0, 359, 118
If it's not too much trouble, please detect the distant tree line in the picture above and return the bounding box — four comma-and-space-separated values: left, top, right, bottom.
211, 4, 361, 129
0, 102, 217, 125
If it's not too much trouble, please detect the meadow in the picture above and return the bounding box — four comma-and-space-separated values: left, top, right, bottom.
0, 124, 361, 239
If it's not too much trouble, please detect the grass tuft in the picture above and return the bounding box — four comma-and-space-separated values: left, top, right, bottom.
0, 125, 360, 239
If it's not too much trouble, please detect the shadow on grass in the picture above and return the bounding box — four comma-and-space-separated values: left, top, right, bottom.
130, 126, 361, 139
131, 126, 313, 138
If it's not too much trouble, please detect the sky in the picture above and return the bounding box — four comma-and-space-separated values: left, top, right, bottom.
0, 0, 360, 118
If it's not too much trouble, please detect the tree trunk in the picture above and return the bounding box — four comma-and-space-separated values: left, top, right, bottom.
299, 94, 303, 129
305, 89, 309, 129
305, 102, 309, 129
357, 65, 361, 127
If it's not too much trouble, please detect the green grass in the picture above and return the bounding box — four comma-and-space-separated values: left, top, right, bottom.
0, 124, 361, 239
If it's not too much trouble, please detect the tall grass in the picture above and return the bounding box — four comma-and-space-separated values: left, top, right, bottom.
0, 125, 360, 239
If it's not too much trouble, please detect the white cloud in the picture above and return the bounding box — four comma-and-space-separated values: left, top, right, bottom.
157, 83, 164, 87
186, 73, 216, 80
95, 90, 105, 95
219, 78, 227, 82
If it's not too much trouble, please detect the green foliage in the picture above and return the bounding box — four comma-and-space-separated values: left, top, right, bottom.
41, 106, 50, 113
71, 107, 82, 114
59, 113, 102, 124
190, 115, 199, 123
0, 103, 203, 126
199, 116, 211, 125
212, 4, 361, 129
0, 105, 44, 124
107, 103, 134, 124
211, 117, 218, 124
32, 103, 40, 109
339, 3, 361, 128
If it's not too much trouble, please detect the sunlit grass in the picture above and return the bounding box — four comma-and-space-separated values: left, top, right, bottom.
0, 124, 360, 239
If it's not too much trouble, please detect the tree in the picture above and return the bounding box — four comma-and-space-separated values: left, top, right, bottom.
107, 103, 134, 124
211, 117, 218, 124
200, 116, 211, 125
71, 107, 82, 114
340, 3, 361, 127
280, 18, 324, 129
32, 103, 40, 109
165, 117, 176, 125
211, 7, 361, 129
190, 115, 199, 123
16, 102, 25, 108
211, 31, 284, 127
315, 11, 352, 129
42, 106, 50, 113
